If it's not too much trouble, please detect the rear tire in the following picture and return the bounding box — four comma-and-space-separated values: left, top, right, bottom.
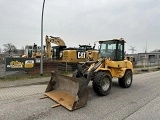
118, 70, 132, 88
92, 71, 112, 96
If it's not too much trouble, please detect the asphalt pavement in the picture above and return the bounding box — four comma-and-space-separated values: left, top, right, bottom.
0, 77, 50, 88
0, 71, 160, 120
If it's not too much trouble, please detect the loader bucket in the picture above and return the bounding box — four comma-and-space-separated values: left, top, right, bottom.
45, 71, 89, 111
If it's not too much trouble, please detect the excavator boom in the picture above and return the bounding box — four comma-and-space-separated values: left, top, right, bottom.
45, 35, 66, 58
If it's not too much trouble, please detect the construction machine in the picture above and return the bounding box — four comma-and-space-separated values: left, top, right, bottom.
22, 43, 41, 58
125, 56, 137, 66
22, 43, 43, 63
61, 45, 99, 63
78, 44, 98, 61
43, 38, 133, 111
45, 35, 67, 59
45, 35, 99, 63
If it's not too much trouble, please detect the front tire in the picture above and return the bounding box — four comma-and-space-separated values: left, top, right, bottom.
118, 70, 133, 88
92, 71, 112, 96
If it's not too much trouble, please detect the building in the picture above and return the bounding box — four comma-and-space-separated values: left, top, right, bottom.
128, 52, 160, 65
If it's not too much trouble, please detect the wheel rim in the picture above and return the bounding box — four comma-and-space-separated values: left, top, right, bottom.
101, 77, 110, 91
126, 74, 131, 85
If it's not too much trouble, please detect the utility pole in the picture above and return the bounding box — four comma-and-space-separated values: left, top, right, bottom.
40, 0, 45, 75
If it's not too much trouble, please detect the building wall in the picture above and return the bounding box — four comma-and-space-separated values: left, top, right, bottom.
127, 52, 160, 65
138, 52, 160, 64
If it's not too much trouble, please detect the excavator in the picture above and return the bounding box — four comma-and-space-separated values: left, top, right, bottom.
45, 35, 99, 63
43, 38, 133, 111
22, 43, 41, 58
22, 43, 43, 63
45, 35, 66, 59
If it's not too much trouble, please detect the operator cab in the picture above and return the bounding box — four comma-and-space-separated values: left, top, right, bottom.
25, 44, 39, 58
33, 43, 38, 53
27, 46, 33, 58
99, 38, 125, 61
52, 46, 66, 60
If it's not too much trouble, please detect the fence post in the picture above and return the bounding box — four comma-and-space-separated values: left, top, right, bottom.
5, 57, 6, 79
66, 59, 67, 72
158, 57, 160, 69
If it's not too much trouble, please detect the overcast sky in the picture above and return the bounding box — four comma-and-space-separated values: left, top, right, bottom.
0, 0, 160, 53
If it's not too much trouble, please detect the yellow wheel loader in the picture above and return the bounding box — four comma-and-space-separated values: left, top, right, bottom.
44, 38, 133, 111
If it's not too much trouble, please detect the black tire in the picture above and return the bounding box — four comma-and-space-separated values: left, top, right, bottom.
92, 71, 112, 96
118, 70, 133, 88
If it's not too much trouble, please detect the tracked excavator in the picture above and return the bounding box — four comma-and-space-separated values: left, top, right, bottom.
43, 38, 133, 111
45, 35, 67, 59
45, 35, 99, 63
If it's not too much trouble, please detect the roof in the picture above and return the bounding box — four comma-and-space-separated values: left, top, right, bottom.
79, 45, 92, 47
99, 38, 126, 44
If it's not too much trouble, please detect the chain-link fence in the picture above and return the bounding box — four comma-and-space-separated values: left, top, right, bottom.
27, 61, 79, 74
0, 60, 78, 78
0, 60, 21, 78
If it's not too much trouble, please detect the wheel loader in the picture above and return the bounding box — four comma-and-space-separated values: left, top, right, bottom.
43, 38, 133, 111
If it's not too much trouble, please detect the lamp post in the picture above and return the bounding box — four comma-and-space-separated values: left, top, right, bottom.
40, 0, 45, 75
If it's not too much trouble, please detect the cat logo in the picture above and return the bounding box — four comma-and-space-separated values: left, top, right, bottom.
77, 52, 86, 59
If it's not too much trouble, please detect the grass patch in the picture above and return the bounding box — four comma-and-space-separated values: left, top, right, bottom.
57, 71, 73, 75
133, 67, 160, 74
0, 71, 73, 81
134, 64, 160, 68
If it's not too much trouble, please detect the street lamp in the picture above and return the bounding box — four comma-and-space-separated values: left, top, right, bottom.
40, 0, 45, 75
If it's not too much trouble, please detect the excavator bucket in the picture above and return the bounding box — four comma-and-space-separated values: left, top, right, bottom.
44, 71, 89, 111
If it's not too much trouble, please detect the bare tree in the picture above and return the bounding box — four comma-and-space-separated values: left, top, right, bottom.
3, 43, 17, 55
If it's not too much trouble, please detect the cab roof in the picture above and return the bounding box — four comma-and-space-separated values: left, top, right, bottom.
99, 38, 126, 44
79, 45, 92, 47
